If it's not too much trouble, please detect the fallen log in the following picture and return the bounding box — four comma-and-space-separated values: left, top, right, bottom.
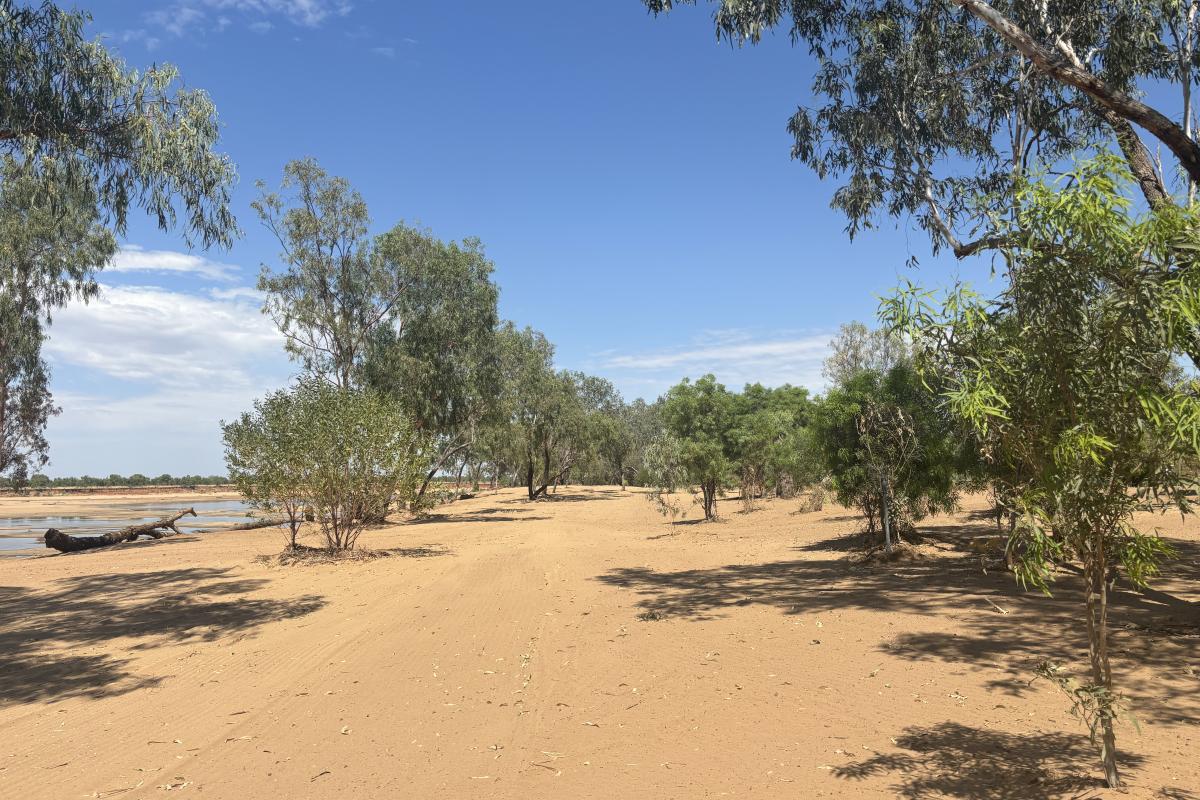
44, 508, 197, 553
195, 516, 288, 533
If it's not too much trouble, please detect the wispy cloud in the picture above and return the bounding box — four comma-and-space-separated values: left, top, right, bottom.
371, 46, 395, 58
145, 0, 354, 39
109, 245, 240, 282
593, 329, 834, 400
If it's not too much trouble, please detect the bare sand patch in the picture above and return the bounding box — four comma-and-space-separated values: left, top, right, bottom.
0, 487, 1196, 798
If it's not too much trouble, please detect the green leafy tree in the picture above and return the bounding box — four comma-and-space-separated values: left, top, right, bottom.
810, 363, 961, 539
492, 323, 582, 500
885, 157, 1200, 788
362, 227, 500, 502
638, 2, 1200, 271
254, 159, 390, 389
660, 375, 736, 520
0, 3, 238, 484
730, 383, 816, 501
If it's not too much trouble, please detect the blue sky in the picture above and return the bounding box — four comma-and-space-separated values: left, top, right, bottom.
44, 0, 990, 476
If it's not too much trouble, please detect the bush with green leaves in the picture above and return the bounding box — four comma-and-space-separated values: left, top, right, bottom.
223, 387, 311, 549
809, 362, 961, 540
223, 380, 429, 552
885, 156, 1200, 788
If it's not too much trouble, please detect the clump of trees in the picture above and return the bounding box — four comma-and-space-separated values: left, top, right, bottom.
25, 473, 230, 489
245, 158, 668, 512
644, 376, 821, 521
223, 380, 427, 552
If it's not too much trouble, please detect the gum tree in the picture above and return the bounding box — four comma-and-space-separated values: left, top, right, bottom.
362, 228, 501, 504
1, 2, 238, 483
660, 375, 736, 519
885, 157, 1200, 787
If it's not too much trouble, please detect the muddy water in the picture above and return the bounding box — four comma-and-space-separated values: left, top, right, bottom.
0, 499, 254, 554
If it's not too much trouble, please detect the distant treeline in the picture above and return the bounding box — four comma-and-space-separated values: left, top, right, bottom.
27, 474, 230, 489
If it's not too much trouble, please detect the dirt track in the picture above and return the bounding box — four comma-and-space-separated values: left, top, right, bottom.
1, 487, 1197, 799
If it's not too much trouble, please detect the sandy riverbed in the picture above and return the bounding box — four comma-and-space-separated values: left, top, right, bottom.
0, 487, 1196, 798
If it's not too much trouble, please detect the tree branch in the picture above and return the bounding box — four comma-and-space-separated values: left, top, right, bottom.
955, 0, 1200, 186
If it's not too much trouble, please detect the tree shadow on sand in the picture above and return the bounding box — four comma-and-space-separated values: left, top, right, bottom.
0, 567, 324, 706
406, 507, 552, 525
596, 539, 1200, 726
835, 721, 1146, 799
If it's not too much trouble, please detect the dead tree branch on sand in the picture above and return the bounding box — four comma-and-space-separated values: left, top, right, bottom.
44, 508, 198, 553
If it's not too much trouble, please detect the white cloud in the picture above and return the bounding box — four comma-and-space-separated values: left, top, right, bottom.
208, 286, 265, 302
146, 0, 354, 37
371, 46, 395, 58
109, 245, 240, 282
593, 330, 834, 400
46, 284, 282, 387
145, 5, 206, 37
42, 284, 291, 475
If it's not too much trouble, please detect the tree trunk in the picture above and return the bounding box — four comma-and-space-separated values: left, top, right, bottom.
44, 508, 198, 553
1085, 539, 1121, 788
701, 481, 717, 520
415, 440, 471, 507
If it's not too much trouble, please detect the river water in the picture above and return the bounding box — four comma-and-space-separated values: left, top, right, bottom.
0, 499, 253, 554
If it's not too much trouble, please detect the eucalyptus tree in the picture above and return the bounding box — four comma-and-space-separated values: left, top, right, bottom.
730, 383, 816, 499
822, 322, 908, 387
0, 2, 238, 484
885, 157, 1200, 787
256, 163, 504, 502
362, 228, 500, 502
659, 374, 737, 519
493, 323, 563, 499
254, 159, 393, 389
640, 1, 1199, 257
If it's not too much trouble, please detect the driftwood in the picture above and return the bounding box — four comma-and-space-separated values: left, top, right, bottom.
195, 516, 288, 533
44, 508, 197, 553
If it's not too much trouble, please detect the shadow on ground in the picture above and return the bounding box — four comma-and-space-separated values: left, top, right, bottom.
499, 489, 624, 505
597, 534, 1200, 725
407, 507, 552, 525
0, 567, 324, 706
835, 721, 1143, 799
